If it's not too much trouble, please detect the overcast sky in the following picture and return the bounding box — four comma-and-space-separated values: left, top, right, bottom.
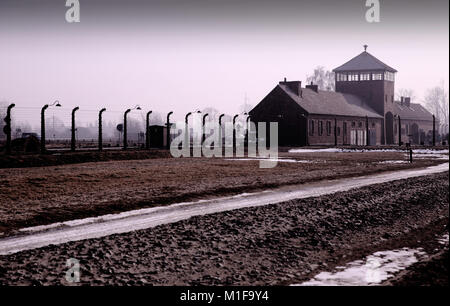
0, 0, 448, 125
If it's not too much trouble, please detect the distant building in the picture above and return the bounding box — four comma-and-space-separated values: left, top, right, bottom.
250, 46, 437, 146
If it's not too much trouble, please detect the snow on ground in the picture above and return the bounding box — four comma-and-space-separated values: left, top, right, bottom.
289, 148, 449, 154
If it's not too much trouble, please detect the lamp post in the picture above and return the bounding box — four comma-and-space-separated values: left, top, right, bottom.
71, 107, 79, 152
397, 115, 401, 146
98, 108, 106, 151
166, 111, 173, 150
245, 114, 251, 148
41, 100, 61, 153
145, 110, 152, 150
123, 105, 141, 150
4, 103, 15, 155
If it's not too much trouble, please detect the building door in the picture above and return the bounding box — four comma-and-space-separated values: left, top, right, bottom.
369, 129, 376, 145
385, 112, 394, 144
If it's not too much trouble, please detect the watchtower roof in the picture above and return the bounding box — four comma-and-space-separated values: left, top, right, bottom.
333, 50, 397, 73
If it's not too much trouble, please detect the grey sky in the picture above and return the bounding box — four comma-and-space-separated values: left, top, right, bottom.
0, 0, 448, 125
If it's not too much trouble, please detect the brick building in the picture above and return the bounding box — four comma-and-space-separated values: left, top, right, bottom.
249, 47, 437, 146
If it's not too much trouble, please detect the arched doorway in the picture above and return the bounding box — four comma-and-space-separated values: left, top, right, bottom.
385, 112, 394, 145
411, 123, 419, 144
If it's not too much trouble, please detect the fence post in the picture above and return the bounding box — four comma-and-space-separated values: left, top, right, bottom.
71, 107, 79, 152
98, 108, 106, 151
233, 114, 238, 153
166, 111, 173, 150
4, 103, 15, 155
432, 114, 436, 146
145, 110, 152, 150
41, 105, 49, 153
123, 109, 131, 150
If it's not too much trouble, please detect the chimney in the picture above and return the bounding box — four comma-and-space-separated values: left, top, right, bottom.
280, 79, 302, 96
400, 96, 404, 106
306, 81, 319, 93
404, 97, 411, 107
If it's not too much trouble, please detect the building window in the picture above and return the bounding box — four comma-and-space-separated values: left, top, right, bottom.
372, 122, 376, 128
360, 73, 370, 81
391, 95, 394, 103
394, 124, 397, 135
348, 74, 359, 81
358, 121, 363, 128
326, 121, 332, 135
337, 127, 341, 136
343, 122, 347, 135
351, 121, 356, 128
309, 120, 314, 136
372, 73, 383, 80
406, 124, 409, 135
319, 121, 323, 136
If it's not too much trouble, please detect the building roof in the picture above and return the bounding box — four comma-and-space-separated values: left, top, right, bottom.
278, 84, 383, 119
333, 51, 397, 73
393, 101, 434, 121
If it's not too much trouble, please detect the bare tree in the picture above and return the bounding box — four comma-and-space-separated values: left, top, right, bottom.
306, 66, 335, 91
239, 103, 253, 114
201, 107, 220, 121
424, 82, 449, 135
396, 88, 417, 101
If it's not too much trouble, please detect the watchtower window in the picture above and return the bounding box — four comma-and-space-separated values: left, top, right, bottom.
360, 73, 370, 81
384, 71, 395, 81
348, 74, 359, 81
337, 73, 347, 81
372, 73, 383, 80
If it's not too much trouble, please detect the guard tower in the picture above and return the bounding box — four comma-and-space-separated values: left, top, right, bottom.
333, 45, 397, 144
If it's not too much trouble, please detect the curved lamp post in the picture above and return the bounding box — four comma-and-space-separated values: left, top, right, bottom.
145, 110, 152, 150
71, 107, 80, 152
4, 103, 15, 155
123, 105, 141, 150
98, 108, 106, 151
166, 111, 173, 149
41, 100, 61, 153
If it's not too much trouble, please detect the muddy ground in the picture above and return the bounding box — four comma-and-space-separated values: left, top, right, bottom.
0, 151, 445, 235
0, 172, 447, 286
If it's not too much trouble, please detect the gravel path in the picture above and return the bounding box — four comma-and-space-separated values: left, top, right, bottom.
0, 172, 448, 285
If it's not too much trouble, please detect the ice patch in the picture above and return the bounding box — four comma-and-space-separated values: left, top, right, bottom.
295, 248, 427, 286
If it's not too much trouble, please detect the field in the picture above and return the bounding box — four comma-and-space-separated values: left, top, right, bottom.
0, 150, 445, 235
